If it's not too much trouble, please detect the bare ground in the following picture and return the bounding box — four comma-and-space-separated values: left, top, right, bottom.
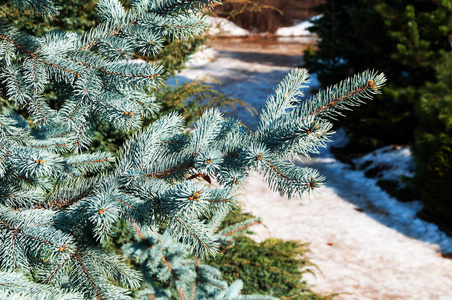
207, 36, 316, 56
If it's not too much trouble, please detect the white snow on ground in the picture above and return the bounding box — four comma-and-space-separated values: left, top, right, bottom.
275, 20, 315, 36
206, 15, 321, 37
184, 46, 217, 68
206, 16, 251, 37
352, 145, 416, 181
241, 170, 452, 300
169, 38, 452, 299
276, 15, 322, 37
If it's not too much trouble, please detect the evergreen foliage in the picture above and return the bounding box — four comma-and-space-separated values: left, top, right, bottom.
415, 52, 452, 230
0, 0, 385, 298
0, 0, 98, 36
0, 0, 246, 154
206, 208, 326, 300
122, 209, 279, 299
208, 237, 322, 300
154, 79, 255, 125
304, 0, 452, 152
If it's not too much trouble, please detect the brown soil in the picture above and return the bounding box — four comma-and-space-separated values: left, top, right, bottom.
207, 36, 317, 56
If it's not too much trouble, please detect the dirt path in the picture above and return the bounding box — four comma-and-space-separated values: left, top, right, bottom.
206, 36, 316, 56
175, 39, 452, 300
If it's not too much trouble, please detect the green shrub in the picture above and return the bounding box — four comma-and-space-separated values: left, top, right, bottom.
414, 52, 452, 176
0, 0, 98, 36
376, 179, 416, 203
208, 237, 324, 299
418, 142, 452, 233
415, 52, 452, 230
303, 0, 452, 153
206, 208, 328, 300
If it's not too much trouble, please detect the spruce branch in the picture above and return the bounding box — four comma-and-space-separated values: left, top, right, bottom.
0, 30, 83, 80
167, 216, 219, 257
151, 0, 221, 16
0, 187, 43, 208
96, 0, 126, 24
297, 69, 386, 120
257, 69, 386, 161
29, 138, 71, 153
161, 254, 186, 300
6, 0, 59, 17
0, 271, 83, 299
258, 68, 309, 135
140, 14, 209, 41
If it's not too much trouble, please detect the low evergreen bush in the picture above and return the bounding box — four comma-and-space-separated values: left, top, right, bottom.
414, 52, 452, 231
205, 207, 328, 300
304, 0, 451, 152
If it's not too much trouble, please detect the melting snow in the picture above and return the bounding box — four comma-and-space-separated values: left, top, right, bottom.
184, 46, 217, 68
352, 145, 416, 181
275, 20, 316, 37
206, 15, 321, 37
206, 16, 251, 37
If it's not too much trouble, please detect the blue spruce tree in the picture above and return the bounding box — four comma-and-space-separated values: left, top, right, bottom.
0, 0, 386, 298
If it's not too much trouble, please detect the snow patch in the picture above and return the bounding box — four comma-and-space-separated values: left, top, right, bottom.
275, 15, 321, 37
185, 46, 217, 68
275, 20, 315, 37
352, 145, 415, 181
206, 15, 322, 38
206, 16, 251, 37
